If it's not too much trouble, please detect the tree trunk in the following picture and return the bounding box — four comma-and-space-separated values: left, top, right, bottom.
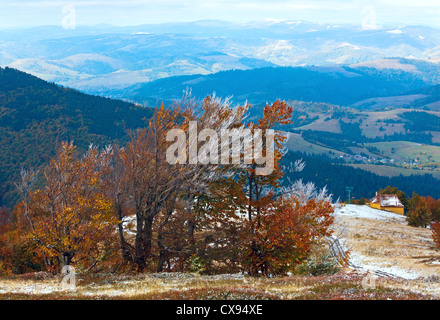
134, 214, 146, 271
62, 249, 75, 266
156, 205, 174, 272
115, 197, 133, 264
142, 215, 154, 261
156, 224, 167, 272
157, 249, 167, 272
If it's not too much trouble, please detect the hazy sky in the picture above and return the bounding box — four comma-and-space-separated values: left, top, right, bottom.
1, 0, 440, 29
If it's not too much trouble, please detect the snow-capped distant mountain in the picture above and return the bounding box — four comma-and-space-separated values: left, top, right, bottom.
1, 20, 440, 94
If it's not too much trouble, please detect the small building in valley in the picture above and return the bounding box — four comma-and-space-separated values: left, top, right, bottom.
369, 193, 404, 215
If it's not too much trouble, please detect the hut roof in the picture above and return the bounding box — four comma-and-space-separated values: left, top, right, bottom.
370, 194, 404, 208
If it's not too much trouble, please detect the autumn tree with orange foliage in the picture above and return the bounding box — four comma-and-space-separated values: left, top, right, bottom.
426, 196, 440, 222
432, 221, 440, 247
204, 100, 336, 275
0, 207, 31, 275
428, 196, 440, 247
109, 97, 248, 272
243, 100, 293, 226
16, 142, 119, 272
0, 208, 13, 274
9, 95, 338, 276
238, 100, 296, 275
254, 196, 334, 275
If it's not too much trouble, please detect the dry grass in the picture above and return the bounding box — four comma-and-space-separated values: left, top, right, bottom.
1, 206, 440, 300
346, 163, 440, 179
0, 272, 432, 300
336, 216, 439, 273
334, 209, 440, 298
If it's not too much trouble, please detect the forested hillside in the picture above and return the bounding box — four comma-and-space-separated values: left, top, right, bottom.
107, 66, 430, 106
282, 151, 440, 200
2, 66, 440, 208
0, 67, 153, 207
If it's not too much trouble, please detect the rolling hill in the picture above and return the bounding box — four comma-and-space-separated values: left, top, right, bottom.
282, 151, 440, 201
2, 64, 440, 208
108, 64, 431, 107
3, 21, 440, 95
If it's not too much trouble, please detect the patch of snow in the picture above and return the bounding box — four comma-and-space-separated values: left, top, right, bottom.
0, 281, 67, 294
387, 29, 403, 34
371, 194, 403, 207
286, 20, 303, 25
338, 42, 360, 50
349, 251, 420, 280
334, 204, 406, 222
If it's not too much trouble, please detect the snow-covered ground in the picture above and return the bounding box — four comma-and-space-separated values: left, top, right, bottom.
334, 204, 406, 223
0, 279, 66, 294
333, 204, 426, 280
349, 251, 420, 280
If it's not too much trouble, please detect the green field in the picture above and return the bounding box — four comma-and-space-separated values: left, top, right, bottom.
292, 107, 440, 140
367, 141, 440, 163
285, 132, 344, 156
359, 109, 407, 138
346, 163, 440, 179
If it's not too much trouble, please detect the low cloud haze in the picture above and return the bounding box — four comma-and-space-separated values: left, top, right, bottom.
1, 0, 440, 29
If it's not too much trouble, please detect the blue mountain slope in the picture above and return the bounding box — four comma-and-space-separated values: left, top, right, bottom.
111, 66, 430, 107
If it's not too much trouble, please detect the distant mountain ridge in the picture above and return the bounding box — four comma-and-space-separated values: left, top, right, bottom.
2, 21, 440, 94
106, 63, 434, 107
2, 66, 440, 211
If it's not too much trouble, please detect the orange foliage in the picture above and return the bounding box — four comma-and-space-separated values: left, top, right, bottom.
432, 221, 440, 247
250, 197, 334, 275
6, 97, 338, 276
17, 142, 119, 272
0, 206, 35, 275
